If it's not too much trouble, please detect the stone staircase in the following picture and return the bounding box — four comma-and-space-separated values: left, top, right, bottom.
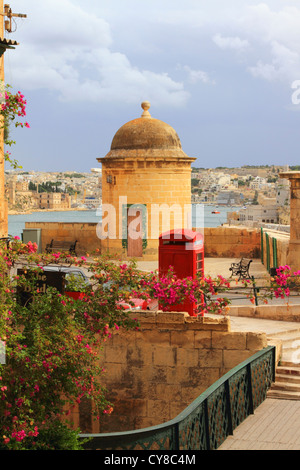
267, 327, 300, 400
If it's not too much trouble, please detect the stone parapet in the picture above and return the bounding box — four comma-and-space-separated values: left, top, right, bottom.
25, 221, 100, 255
25, 222, 264, 260
203, 226, 261, 258
67, 311, 268, 434
229, 304, 300, 322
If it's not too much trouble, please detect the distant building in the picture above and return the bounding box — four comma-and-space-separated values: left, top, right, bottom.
238, 205, 278, 224
276, 179, 290, 206
216, 190, 243, 206
36, 192, 70, 210
249, 176, 269, 190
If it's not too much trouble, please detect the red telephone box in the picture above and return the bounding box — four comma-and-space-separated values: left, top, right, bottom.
158, 229, 204, 316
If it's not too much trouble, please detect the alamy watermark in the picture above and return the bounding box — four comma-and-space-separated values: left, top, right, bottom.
0, 340, 5, 365
291, 340, 300, 364
96, 198, 204, 247
291, 80, 300, 105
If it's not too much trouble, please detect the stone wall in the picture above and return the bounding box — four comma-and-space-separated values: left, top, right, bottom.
25, 222, 262, 259
203, 226, 261, 258
66, 311, 268, 434
25, 221, 101, 255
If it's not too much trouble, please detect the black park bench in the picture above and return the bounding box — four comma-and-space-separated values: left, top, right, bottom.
45, 239, 78, 256
229, 258, 252, 280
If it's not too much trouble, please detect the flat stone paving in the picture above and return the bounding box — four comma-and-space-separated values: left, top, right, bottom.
135, 257, 269, 279
219, 398, 300, 450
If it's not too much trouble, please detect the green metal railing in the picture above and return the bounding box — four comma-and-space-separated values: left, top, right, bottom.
79, 346, 275, 450
266, 232, 270, 272
273, 237, 278, 270
260, 228, 279, 274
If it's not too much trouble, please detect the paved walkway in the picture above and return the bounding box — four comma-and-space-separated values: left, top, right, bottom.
217, 314, 300, 450
218, 398, 300, 450
135, 257, 269, 279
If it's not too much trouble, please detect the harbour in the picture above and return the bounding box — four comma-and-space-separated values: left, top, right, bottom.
8, 204, 241, 238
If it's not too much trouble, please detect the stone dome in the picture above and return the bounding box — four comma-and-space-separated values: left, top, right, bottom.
104, 102, 190, 159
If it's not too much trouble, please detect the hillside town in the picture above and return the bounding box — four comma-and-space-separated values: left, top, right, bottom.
5, 164, 291, 228
191, 164, 291, 227
5, 168, 102, 212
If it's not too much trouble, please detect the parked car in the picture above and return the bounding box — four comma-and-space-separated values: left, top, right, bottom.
41, 266, 90, 290
37, 266, 90, 300
16, 264, 157, 310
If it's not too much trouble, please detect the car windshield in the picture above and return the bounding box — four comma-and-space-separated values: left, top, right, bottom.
64, 272, 90, 290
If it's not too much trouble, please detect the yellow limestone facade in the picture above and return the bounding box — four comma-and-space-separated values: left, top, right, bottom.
97, 102, 196, 260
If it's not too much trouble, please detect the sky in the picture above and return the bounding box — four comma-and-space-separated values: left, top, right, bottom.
3, 0, 300, 172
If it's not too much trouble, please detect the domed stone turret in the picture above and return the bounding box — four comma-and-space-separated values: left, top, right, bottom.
105, 102, 189, 159
97, 102, 196, 260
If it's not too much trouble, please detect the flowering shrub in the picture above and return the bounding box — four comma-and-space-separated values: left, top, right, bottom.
270, 265, 300, 299
0, 82, 30, 169
0, 241, 139, 450
138, 266, 231, 315
240, 264, 299, 304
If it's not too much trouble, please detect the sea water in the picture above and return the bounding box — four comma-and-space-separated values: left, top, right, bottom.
7, 205, 241, 238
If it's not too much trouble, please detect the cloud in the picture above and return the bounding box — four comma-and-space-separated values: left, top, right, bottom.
7, 0, 190, 107
239, 4, 300, 82
209, 4, 300, 85
213, 34, 249, 51
7, 1, 300, 107
181, 65, 215, 85
248, 40, 300, 82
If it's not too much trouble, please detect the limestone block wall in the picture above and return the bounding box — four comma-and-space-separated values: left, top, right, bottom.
25, 222, 263, 260
25, 221, 101, 255
66, 311, 268, 434
203, 226, 261, 258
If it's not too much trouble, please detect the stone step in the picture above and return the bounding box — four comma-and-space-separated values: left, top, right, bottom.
267, 389, 300, 400
268, 330, 300, 400
271, 331, 300, 363
276, 364, 300, 375
269, 329, 300, 340
268, 331, 300, 360
275, 373, 300, 384
282, 348, 300, 358
280, 352, 300, 365
271, 381, 300, 393
281, 337, 300, 348
266, 364, 300, 400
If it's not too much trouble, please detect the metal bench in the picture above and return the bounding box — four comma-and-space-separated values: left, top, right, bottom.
229, 258, 252, 280
45, 239, 77, 256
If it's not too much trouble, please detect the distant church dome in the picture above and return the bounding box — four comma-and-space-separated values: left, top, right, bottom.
105, 102, 189, 159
